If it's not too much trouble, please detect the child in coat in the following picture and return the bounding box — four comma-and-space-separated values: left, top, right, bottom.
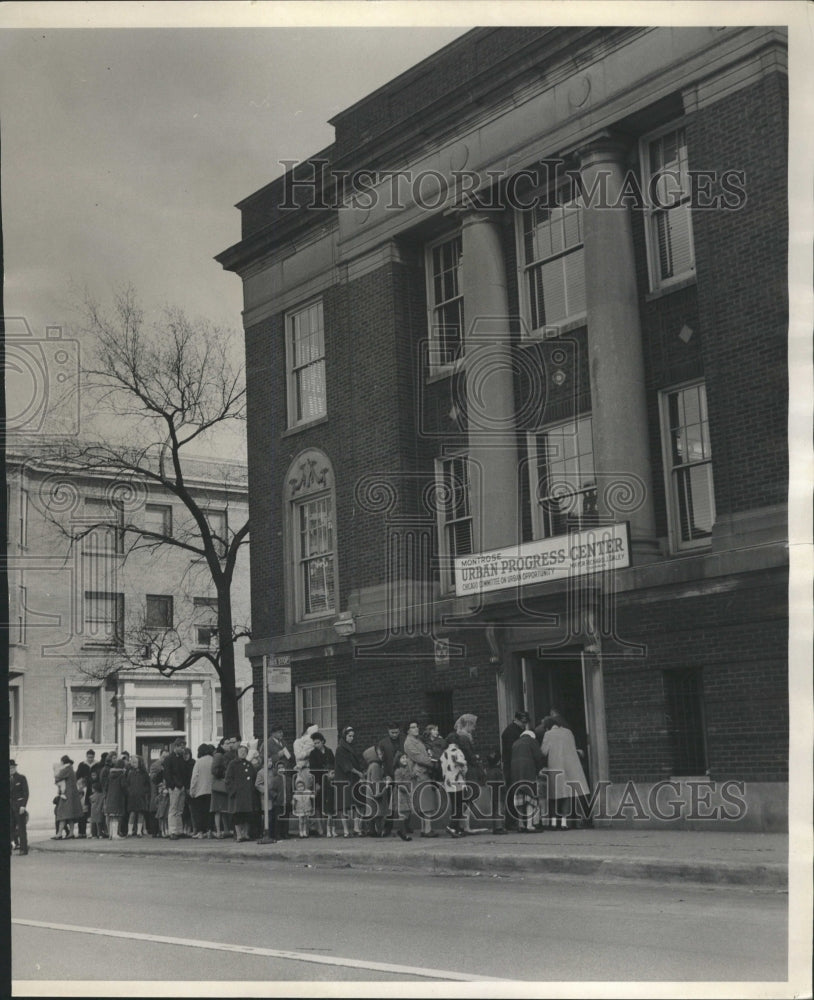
155, 781, 170, 837
391, 752, 413, 841
89, 778, 105, 838
292, 779, 315, 838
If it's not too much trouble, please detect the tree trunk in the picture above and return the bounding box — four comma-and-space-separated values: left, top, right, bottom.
217, 587, 241, 739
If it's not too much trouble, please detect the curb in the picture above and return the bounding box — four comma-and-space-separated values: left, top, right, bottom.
26, 840, 787, 889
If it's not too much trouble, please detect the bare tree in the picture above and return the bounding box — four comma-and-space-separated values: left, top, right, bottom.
42, 287, 250, 737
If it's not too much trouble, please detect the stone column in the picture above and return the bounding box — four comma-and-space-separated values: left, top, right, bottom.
460, 209, 519, 553
578, 132, 658, 559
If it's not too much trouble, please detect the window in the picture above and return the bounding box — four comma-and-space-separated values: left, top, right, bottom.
9, 686, 20, 745
642, 124, 695, 290
83, 497, 123, 556
145, 594, 173, 630
287, 300, 326, 426
194, 596, 219, 648
16, 584, 27, 645
426, 233, 464, 369
661, 382, 715, 549
285, 450, 338, 624
436, 455, 473, 591
144, 503, 172, 538
663, 668, 708, 775
205, 509, 227, 558
19, 488, 28, 548
296, 681, 337, 749
518, 198, 586, 332
84, 591, 124, 645
71, 688, 98, 743
296, 496, 336, 617
529, 416, 596, 539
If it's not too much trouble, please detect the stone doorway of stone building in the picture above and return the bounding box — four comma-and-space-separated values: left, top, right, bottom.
519, 650, 590, 781
136, 738, 178, 766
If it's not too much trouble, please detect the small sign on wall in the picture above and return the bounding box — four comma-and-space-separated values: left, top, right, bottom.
434, 639, 450, 668
267, 665, 292, 693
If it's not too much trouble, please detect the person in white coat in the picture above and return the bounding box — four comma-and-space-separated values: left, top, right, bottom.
540, 714, 590, 829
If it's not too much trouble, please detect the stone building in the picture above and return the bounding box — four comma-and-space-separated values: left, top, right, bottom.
217, 27, 788, 828
7, 450, 252, 829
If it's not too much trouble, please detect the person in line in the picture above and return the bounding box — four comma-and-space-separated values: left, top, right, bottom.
54, 755, 84, 840
403, 720, 438, 838
292, 778, 315, 838
333, 726, 366, 837
511, 723, 545, 832
361, 745, 388, 837
293, 722, 319, 782
181, 745, 196, 836
210, 736, 237, 839
390, 751, 413, 841
10, 759, 29, 856
500, 710, 530, 831
540, 713, 591, 829
117, 752, 132, 837
308, 732, 335, 837
75, 748, 97, 838
377, 722, 405, 781
148, 752, 167, 837
155, 779, 170, 836
89, 777, 105, 839
189, 743, 214, 838
454, 714, 481, 831
162, 738, 188, 841
225, 742, 257, 842
124, 754, 152, 836
440, 732, 468, 838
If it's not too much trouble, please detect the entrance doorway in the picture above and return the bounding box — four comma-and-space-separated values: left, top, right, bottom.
519, 651, 589, 778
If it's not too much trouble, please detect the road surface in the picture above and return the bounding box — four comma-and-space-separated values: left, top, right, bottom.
11, 851, 787, 985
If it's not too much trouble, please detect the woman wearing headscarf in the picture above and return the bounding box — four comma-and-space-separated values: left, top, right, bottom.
210, 736, 237, 839
101, 750, 127, 839
53, 755, 84, 839
225, 742, 257, 842
189, 743, 214, 838
333, 726, 366, 837
540, 713, 590, 829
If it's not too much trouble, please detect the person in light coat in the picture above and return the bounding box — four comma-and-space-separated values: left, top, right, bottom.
189, 743, 214, 838
540, 715, 590, 829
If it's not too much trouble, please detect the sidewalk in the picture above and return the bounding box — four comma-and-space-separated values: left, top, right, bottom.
26, 827, 788, 889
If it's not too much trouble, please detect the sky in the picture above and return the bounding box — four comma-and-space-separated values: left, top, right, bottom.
0, 4, 471, 449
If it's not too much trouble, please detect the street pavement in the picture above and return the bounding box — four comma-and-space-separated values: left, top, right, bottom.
11, 851, 790, 986
26, 825, 789, 888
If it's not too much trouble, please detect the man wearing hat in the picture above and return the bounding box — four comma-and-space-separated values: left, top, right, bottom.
10, 760, 29, 855
501, 710, 531, 831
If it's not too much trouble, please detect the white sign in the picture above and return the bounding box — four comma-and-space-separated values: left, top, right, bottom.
454, 522, 631, 597
267, 665, 292, 693
268, 654, 291, 667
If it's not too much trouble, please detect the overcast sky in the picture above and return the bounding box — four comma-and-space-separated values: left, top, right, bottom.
0, 6, 468, 448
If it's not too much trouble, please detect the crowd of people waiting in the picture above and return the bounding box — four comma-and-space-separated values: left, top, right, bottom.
30, 708, 593, 846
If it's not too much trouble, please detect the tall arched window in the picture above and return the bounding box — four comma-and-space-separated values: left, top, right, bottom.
285, 450, 337, 623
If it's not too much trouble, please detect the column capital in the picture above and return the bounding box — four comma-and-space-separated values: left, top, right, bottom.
445, 201, 502, 230
573, 129, 634, 170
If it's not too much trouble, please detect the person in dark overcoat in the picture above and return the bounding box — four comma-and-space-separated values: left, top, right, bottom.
10, 760, 29, 855
101, 751, 127, 839
500, 711, 530, 829
124, 755, 152, 836
75, 748, 97, 837
225, 743, 257, 842
333, 726, 366, 837
510, 728, 545, 831
54, 756, 84, 838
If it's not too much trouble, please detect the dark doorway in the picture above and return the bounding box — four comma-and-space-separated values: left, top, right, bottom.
522, 652, 589, 770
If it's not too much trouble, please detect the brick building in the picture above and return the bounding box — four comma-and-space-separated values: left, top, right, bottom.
7, 450, 252, 829
217, 27, 788, 828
